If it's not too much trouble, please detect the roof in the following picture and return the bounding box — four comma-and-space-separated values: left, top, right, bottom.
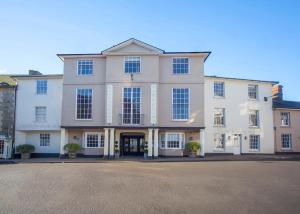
273, 100, 300, 110
57, 38, 211, 61
11, 74, 63, 79
0, 75, 17, 87
205, 75, 279, 84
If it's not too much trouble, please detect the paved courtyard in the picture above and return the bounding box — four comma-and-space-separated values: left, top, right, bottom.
0, 161, 300, 214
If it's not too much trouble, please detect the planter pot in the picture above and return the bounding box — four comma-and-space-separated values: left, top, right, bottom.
115, 153, 120, 159
21, 153, 31, 159
144, 153, 148, 159
68, 152, 77, 159
188, 152, 197, 158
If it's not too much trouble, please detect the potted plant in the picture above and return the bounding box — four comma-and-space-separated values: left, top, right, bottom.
114, 141, 120, 159
144, 141, 148, 159
64, 143, 82, 159
16, 144, 35, 159
185, 142, 200, 158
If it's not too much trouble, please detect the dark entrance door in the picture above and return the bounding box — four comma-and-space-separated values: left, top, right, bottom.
121, 134, 144, 156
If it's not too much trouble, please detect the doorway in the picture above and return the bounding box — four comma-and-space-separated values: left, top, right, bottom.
233, 134, 242, 155
120, 134, 145, 156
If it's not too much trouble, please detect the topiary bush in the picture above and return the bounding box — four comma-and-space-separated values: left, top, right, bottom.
185, 142, 200, 153
16, 144, 35, 153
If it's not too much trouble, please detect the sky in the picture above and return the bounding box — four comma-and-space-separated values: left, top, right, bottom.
0, 0, 299, 100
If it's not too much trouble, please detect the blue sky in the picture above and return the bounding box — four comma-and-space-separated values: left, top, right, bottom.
0, 0, 299, 100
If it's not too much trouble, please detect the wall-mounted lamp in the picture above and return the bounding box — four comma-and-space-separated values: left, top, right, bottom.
244, 136, 247, 140
130, 73, 134, 81
264, 93, 280, 102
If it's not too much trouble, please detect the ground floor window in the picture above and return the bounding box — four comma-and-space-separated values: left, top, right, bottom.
40, 133, 50, 146
214, 133, 225, 150
85, 132, 103, 148
160, 133, 185, 149
281, 134, 292, 149
249, 135, 260, 151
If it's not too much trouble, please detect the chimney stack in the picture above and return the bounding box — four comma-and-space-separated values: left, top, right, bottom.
272, 84, 283, 101
28, 70, 42, 76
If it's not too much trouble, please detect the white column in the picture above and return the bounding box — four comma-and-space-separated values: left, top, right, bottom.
104, 128, 109, 158
200, 129, 205, 157
60, 128, 68, 155
106, 84, 113, 124
150, 84, 158, 125
148, 129, 153, 157
109, 128, 115, 157
153, 129, 159, 158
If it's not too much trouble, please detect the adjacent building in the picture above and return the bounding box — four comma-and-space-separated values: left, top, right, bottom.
204, 76, 277, 154
0, 76, 17, 158
273, 85, 300, 153
14, 71, 63, 157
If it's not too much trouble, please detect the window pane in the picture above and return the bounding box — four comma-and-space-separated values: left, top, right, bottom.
78, 60, 93, 75
86, 133, 99, 148
248, 85, 258, 99
76, 89, 92, 119
36, 80, 47, 95
249, 135, 260, 150
281, 134, 291, 149
124, 57, 140, 73
214, 108, 225, 126
214, 82, 224, 97
40, 133, 50, 146
173, 58, 189, 74
249, 110, 259, 127
35, 106, 47, 122
172, 88, 189, 120
123, 87, 141, 124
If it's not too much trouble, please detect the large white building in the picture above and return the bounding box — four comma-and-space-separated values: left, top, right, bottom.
14, 73, 63, 156
204, 76, 276, 154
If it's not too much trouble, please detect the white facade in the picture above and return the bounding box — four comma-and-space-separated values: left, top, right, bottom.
15, 75, 63, 155
204, 76, 275, 154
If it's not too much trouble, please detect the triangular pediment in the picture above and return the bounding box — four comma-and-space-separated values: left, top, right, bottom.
102, 38, 164, 55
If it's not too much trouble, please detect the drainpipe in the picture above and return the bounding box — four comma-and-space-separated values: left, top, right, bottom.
11, 84, 18, 159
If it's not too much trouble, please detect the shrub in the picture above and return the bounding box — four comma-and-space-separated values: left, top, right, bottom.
114, 141, 119, 152
64, 143, 82, 153
16, 144, 35, 153
185, 142, 200, 153
144, 141, 148, 152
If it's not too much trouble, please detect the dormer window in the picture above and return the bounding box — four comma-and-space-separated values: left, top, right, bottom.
173, 58, 189, 74
124, 56, 140, 74
77, 60, 93, 75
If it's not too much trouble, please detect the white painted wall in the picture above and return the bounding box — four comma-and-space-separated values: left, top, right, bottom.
14, 76, 63, 154
204, 77, 275, 154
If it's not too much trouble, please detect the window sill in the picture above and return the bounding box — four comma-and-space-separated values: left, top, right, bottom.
248, 98, 258, 101
213, 96, 225, 99
75, 119, 93, 121
172, 119, 189, 122
280, 125, 291, 128
172, 72, 190, 75
160, 148, 182, 150
249, 126, 260, 129
213, 148, 225, 152
213, 125, 225, 128
249, 149, 259, 152
281, 148, 292, 151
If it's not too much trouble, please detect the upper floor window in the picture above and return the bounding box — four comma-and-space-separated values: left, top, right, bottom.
76, 89, 92, 119
214, 82, 224, 97
160, 133, 185, 149
36, 80, 47, 95
281, 112, 290, 126
35, 106, 47, 122
249, 135, 260, 151
173, 58, 189, 74
214, 108, 225, 126
124, 56, 140, 74
77, 60, 93, 75
249, 110, 259, 127
248, 84, 258, 100
40, 133, 50, 146
281, 134, 292, 150
172, 88, 189, 120
122, 87, 141, 124
214, 133, 226, 150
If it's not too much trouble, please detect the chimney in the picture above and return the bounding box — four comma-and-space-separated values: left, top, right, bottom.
28, 70, 42, 76
272, 84, 283, 101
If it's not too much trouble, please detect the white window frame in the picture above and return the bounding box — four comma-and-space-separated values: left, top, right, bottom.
213, 82, 225, 98
249, 135, 260, 151
214, 133, 226, 151
84, 132, 103, 148
77, 59, 93, 76
281, 134, 292, 150
213, 108, 225, 126
159, 132, 185, 150
121, 87, 142, 125
75, 88, 93, 120
248, 84, 258, 100
124, 56, 141, 74
35, 106, 47, 122
36, 80, 47, 95
172, 57, 190, 74
172, 88, 190, 121
280, 112, 290, 127
40, 133, 50, 147
249, 110, 259, 127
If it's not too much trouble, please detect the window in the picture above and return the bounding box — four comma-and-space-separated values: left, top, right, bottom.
76, 89, 92, 119
281, 112, 290, 126
249, 110, 259, 127
77, 60, 93, 75
124, 56, 140, 73
85, 133, 101, 148
214, 108, 225, 126
248, 84, 258, 99
281, 134, 292, 149
36, 80, 47, 95
40, 133, 50, 146
173, 58, 189, 74
35, 106, 47, 122
100, 134, 104, 147
160, 133, 185, 149
214, 82, 224, 97
172, 88, 189, 120
214, 133, 226, 150
249, 135, 260, 151
123, 87, 141, 124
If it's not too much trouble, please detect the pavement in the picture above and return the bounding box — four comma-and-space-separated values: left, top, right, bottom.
0, 161, 300, 214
